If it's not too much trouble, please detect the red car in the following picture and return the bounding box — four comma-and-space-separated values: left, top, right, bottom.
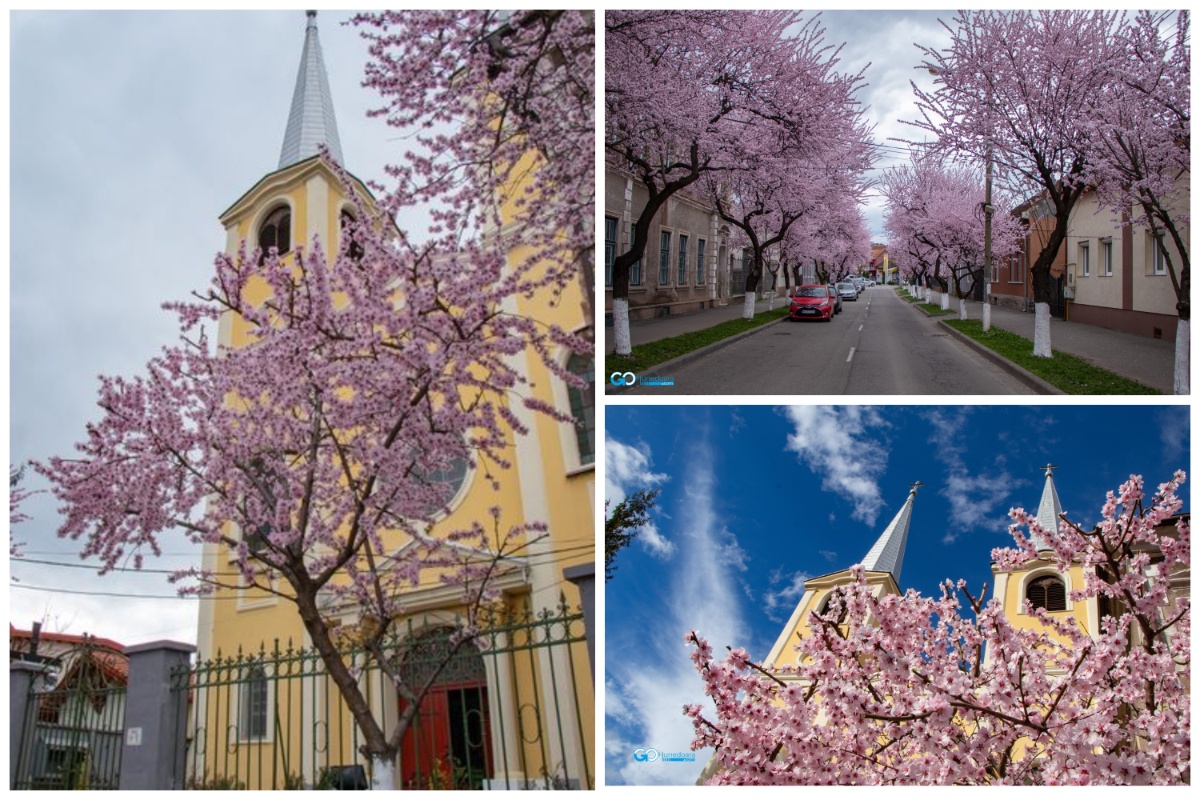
789, 285, 835, 321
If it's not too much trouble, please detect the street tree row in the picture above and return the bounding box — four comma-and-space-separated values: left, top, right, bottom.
605, 10, 875, 356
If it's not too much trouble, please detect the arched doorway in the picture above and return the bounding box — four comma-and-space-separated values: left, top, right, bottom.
398, 628, 493, 790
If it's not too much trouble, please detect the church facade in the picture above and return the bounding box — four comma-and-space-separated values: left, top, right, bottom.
190, 13, 593, 790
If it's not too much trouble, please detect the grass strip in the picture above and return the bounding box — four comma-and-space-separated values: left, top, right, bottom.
943, 319, 1161, 395
606, 307, 790, 375
917, 302, 956, 315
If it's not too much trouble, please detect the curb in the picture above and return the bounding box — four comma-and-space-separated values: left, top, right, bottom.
934, 320, 1063, 395
605, 313, 790, 393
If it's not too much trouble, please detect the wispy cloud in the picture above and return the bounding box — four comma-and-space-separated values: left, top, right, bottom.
606, 437, 673, 558
819, 549, 838, 562
924, 409, 1026, 543
605, 442, 748, 785
781, 406, 890, 526
763, 567, 811, 622
1156, 407, 1189, 465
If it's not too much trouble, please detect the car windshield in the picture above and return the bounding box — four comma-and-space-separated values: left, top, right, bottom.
838, 283, 854, 290
794, 287, 826, 297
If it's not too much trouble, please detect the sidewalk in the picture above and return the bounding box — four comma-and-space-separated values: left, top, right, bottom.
923, 292, 1176, 394
604, 297, 782, 354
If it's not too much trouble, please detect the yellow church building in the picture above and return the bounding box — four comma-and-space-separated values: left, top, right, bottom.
187, 13, 593, 791
733, 467, 1188, 784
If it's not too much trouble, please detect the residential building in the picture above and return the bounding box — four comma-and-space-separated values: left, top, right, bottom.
191, 13, 593, 790
991, 182, 1188, 340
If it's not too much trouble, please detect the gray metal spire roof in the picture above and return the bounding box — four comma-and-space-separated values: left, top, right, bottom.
278, 11, 344, 169
861, 482, 920, 586
1031, 464, 1062, 552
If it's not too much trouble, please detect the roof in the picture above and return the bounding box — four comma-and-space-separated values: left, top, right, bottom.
1031, 465, 1062, 551
860, 484, 920, 587
278, 11, 343, 169
10, 625, 125, 655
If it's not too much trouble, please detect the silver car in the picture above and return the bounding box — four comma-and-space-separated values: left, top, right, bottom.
837, 282, 858, 301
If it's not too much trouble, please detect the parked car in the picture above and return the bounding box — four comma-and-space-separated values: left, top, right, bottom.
826, 284, 843, 314
837, 282, 858, 301
789, 285, 835, 321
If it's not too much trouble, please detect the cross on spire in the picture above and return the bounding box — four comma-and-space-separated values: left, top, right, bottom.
1041, 463, 1058, 475
908, 481, 924, 495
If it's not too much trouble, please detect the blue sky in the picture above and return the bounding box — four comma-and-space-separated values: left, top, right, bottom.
604, 404, 1190, 786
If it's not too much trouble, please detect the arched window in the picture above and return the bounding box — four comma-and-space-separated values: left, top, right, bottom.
340, 209, 364, 261
258, 205, 291, 264
818, 588, 848, 623
1026, 575, 1067, 612
566, 354, 594, 465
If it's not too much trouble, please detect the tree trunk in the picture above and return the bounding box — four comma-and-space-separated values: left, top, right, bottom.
612, 298, 631, 357
959, 296, 967, 320
1174, 319, 1189, 395
742, 252, 763, 320
982, 298, 991, 332
1033, 303, 1052, 357
940, 292, 950, 311
371, 757, 396, 791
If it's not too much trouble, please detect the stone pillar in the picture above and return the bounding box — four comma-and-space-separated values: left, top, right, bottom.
563, 563, 596, 679
119, 641, 196, 791
10, 661, 51, 789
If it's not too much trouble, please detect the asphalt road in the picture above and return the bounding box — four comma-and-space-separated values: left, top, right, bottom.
621, 288, 1035, 395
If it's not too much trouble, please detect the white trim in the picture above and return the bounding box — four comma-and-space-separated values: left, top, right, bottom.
549, 342, 595, 473
764, 588, 815, 668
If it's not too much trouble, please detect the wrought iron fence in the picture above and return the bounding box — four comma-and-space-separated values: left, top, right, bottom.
173, 599, 592, 790
12, 645, 127, 790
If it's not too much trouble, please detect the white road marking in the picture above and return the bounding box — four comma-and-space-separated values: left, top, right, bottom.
859, 324, 863, 332
846, 347, 856, 363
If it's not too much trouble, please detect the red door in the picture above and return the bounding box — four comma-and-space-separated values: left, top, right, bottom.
400, 681, 492, 789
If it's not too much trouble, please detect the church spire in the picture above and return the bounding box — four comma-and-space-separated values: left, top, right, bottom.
1031, 464, 1062, 552
860, 482, 921, 587
278, 10, 344, 169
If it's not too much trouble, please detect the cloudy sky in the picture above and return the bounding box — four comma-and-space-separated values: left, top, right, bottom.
7, 9, 415, 647
604, 405, 1190, 785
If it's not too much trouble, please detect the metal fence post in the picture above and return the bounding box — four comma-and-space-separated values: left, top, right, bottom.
9, 661, 49, 789
119, 641, 195, 790
562, 563, 595, 679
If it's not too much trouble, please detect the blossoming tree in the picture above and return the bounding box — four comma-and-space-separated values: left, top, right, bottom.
37, 11, 593, 790
907, 10, 1120, 357
1084, 11, 1190, 393
605, 10, 866, 351
686, 472, 1190, 785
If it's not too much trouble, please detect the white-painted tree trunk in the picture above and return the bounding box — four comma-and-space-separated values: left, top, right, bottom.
767, 290, 776, 311
612, 298, 632, 356
1174, 318, 1189, 394
940, 292, 950, 311
982, 300, 991, 332
742, 290, 756, 320
959, 297, 967, 320
1033, 302, 1052, 357
371, 757, 396, 790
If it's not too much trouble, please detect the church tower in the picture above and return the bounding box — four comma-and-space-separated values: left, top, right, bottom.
987, 465, 1102, 659
196, 9, 378, 662
763, 483, 921, 671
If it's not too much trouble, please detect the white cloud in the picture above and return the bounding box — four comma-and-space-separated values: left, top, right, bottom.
763, 568, 811, 622
781, 406, 890, 526
605, 448, 747, 785
606, 437, 673, 558
923, 409, 1026, 542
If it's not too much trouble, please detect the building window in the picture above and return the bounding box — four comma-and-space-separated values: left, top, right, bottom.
258, 205, 291, 264
677, 234, 689, 284
1026, 575, 1067, 612
1079, 242, 1089, 277
604, 216, 617, 287
566, 354, 594, 465
340, 209, 364, 262
1102, 239, 1113, 276
1153, 234, 1167, 275
818, 589, 848, 623
696, 239, 707, 285
659, 231, 671, 285
628, 222, 642, 286
240, 664, 269, 740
